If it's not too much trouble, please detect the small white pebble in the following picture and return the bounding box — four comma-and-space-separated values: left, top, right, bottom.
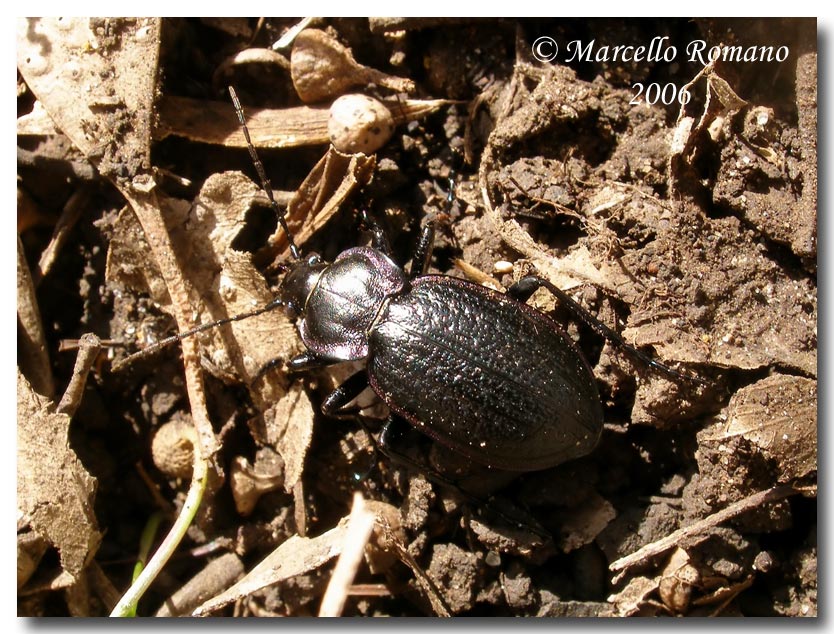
493, 260, 513, 274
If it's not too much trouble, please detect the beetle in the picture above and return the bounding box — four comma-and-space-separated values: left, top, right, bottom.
278, 224, 604, 471
125, 88, 700, 474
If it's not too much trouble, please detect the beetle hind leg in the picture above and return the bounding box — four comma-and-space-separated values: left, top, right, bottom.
378, 417, 551, 539
508, 275, 707, 386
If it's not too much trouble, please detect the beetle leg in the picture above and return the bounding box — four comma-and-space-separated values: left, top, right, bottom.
508, 275, 708, 386
285, 351, 336, 372
409, 222, 435, 278
250, 357, 284, 384
321, 370, 370, 416
252, 351, 339, 383
358, 209, 393, 256
378, 416, 551, 539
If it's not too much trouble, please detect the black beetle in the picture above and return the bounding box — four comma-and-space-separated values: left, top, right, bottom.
277, 229, 603, 471
125, 88, 698, 474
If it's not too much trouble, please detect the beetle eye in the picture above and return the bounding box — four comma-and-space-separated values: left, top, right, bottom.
306, 253, 322, 266
284, 301, 299, 319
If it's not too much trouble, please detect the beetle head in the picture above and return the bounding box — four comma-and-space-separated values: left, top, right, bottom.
278, 253, 328, 318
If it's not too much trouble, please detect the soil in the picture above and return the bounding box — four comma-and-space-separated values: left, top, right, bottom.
17, 17, 817, 617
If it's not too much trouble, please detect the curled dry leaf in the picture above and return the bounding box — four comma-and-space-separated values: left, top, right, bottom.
291, 28, 415, 103
17, 370, 102, 579
269, 147, 377, 260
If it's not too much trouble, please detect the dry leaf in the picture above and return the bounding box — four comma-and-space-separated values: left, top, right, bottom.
706, 71, 748, 113
608, 575, 660, 616
109, 172, 299, 407
17, 370, 101, 578
291, 29, 414, 103
269, 147, 376, 259
658, 547, 700, 614
556, 490, 617, 553
17, 17, 160, 178
17, 236, 55, 398
192, 517, 350, 615
105, 203, 175, 305
154, 94, 451, 150
271, 383, 315, 493
711, 374, 817, 482
230, 454, 284, 516
155, 95, 330, 149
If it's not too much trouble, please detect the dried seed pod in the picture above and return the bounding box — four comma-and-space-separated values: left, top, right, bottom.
291, 29, 414, 103
328, 94, 394, 154
151, 417, 197, 479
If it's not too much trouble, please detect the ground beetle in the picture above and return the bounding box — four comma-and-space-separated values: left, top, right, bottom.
128, 88, 699, 474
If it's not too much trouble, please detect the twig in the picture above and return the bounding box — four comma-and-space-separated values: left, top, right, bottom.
56, 333, 101, 417
609, 485, 799, 576
36, 185, 92, 285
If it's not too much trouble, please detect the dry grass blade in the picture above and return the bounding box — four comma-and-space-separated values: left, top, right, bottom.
319, 493, 376, 617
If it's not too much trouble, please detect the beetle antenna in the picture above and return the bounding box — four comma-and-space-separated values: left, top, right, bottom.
229, 86, 301, 261
112, 298, 285, 372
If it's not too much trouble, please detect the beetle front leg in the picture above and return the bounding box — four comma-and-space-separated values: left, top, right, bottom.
251, 351, 336, 383
321, 369, 370, 416
358, 209, 393, 256
409, 222, 435, 279
285, 351, 337, 372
